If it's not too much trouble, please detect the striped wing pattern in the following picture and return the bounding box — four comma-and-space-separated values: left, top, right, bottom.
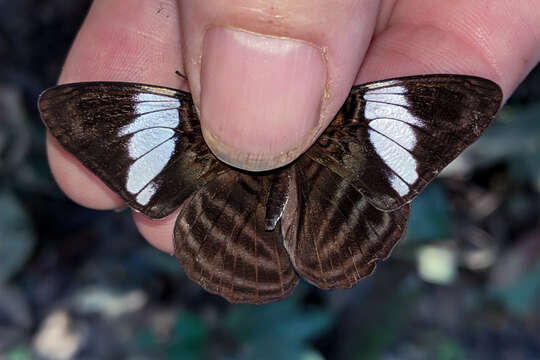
285, 157, 409, 289
174, 170, 298, 304
38, 75, 503, 303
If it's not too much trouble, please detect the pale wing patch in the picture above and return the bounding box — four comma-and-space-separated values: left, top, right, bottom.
126, 128, 175, 159
118, 109, 180, 136
368, 131, 418, 185
364, 92, 408, 107
388, 174, 410, 197
125, 139, 176, 197
364, 85, 423, 197
364, 85, 423, 127
117, 93, 182, 206
133, 93, 181, 115
136, 182, 159, 206
369, 119, 417, 151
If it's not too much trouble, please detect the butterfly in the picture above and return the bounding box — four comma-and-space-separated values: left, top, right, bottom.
38, 74, 502, 304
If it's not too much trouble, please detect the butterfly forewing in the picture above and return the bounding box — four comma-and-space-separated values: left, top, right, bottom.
174, 170, 299, 304
284, 157, 409, 289
38, 82, 227, 218
308, 74, 502, 211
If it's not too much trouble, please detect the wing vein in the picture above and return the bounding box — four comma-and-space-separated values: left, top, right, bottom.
310, 174, 373, 262
193, 184, 236, 282
131, 134, 175, 163
365, 99, 413, 109
133, 106, 180, 117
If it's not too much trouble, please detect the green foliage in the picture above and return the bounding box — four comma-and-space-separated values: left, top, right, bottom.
5, 346, 32, 360
406, 182, 452, 242
134, 311, 210, 360
131, 296, 329, 360
351, 287, 419, 360
490, 259, 540, 315
224, 294, 331, 360
434, 337, 467, 360
165, 312, 209, 360
418, 332, 468, 360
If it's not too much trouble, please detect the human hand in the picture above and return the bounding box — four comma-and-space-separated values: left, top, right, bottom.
46, 0, 540, 253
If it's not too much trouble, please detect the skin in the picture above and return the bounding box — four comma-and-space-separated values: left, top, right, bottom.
47, 0, 540, 253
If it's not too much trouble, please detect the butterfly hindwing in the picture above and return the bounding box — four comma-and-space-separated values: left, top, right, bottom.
283, 157, 409, 289
308, 74, 502, 211
173, 170, 299, 304
38, 82, 227, 218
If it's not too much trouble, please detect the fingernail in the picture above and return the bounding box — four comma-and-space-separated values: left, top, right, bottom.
200, 27, 326, 171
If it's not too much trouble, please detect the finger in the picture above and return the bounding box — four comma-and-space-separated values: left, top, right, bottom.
46, 0, 184, 211
358, 0, 540, 99
133, 209, 179, 254
178, 0, 381, 171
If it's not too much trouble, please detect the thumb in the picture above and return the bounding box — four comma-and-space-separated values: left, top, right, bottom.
179, 1, 380, 171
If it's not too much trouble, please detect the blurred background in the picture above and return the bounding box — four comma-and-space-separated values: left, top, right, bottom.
1, 1, 540, 359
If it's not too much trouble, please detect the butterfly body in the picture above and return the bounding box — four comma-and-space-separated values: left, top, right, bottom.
38, 74, 502, 304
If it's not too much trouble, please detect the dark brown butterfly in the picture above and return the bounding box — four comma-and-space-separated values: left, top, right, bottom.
38, 74, 502, 304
